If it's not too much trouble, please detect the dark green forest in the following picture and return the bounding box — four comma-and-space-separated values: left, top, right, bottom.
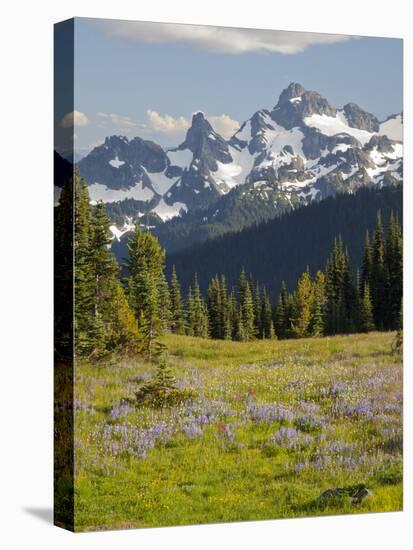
166, 210, 402, 343
165, 186, 402, 298
55, 174, 402, 360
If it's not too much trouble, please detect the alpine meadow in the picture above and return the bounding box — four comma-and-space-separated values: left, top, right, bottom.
54, 18, 403, 531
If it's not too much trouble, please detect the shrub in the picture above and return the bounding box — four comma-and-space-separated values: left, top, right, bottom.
135, 360, 197, 408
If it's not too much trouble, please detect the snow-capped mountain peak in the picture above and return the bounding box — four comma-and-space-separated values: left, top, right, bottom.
71, 82, 402, 240
272, 82, 337, 129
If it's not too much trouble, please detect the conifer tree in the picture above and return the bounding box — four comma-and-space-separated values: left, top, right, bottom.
260, 287, 274, 339
158, 275, 172, 333
186, 286, 194, 336
361, 230, 372, 292
238, 268, 248, 307
274, 281, 289, 339
291, 269, 313, 338
241, 279, 255, 341
235, 306, 246, 341
227, 289, 238, 340
219, 275, 229, 339
109, 285, 141, 354
74, 176, 95, 355
311, 271, 326, 337
385, 212, 403, 329
342, 248, 356, 332
170, 266, 185, 334
370, 211, 387, 330
353, 270, 361, 332
88, 201, 122, 356
72, 179, 140, 357
207, 276, 222, 339
127, 228, 166, 359
187, 274, 209, 338
253, 282, 262, 338
90, 202, 118, 310
324, 237, 350, 334
359, 282, 375, 333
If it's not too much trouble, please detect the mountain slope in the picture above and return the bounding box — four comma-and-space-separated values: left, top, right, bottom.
76, 82, 403, 250
165, 185, 402, 298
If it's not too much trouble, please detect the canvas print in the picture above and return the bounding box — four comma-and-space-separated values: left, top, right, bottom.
54, 18, 403, 531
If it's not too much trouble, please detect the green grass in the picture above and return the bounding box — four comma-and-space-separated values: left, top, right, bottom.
72, 332, 402, 531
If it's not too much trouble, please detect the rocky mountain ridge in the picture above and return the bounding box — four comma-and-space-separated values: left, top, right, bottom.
68, 82, 403, 243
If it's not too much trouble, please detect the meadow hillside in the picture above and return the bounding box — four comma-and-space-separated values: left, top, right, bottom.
73, 331, 402, 531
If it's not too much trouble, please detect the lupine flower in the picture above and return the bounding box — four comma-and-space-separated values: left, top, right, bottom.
267, 427, 311, 450
110, 402, 134, 419
181, 420, 203, 438
246, 401, 295, 424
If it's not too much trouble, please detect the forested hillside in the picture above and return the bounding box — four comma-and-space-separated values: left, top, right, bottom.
166, 186, 402, 298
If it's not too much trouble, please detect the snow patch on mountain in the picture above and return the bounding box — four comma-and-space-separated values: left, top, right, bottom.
331, 143, 352, 154
212, 160, 243, 189
379, 115, 403, 142
227, 146, 258, 184
143, 168, 177, 195
88, 181, 155, 203
168, 148, 193, 169
234, 120, 252, 142
108, 155, 125, 168
304, 112, 373, 145
110, 217, 136, 241
152, 199, 188, 221
267, 125, 305, 159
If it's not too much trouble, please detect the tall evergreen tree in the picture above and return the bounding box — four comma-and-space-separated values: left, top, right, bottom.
186, 286, 194, 337
170, 266, 185, 334
291, 269, 313, 338
72, 178, 140, 357
109, 285, 141, 354
311, 271, 326, 337
158, 275, 172, 333
260, 287, 274, 339
353, 270, 361, 332
219, 275, 229, 339
361, 230, 372, 292
127, 228, 166, 359
385, 212, 403, 329
359, 282, 375, 333
207, 276, 222, 339
74, 176, 95, 355
324, 237, 350, 334
235, 306, 246, 342
370, 211, 387, 330
274, 281, 290, 339
241, 279, 255, 341
187, 274, 209, 338
238, 268, 248, 307
88, 201, 122, 356
227, 289, 238, 340
342, 247, 356, 332
253, 282, 262, 338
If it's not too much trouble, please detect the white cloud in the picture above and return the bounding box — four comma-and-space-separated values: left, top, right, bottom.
208, 114, 239, 138
144, 110, 239, 139
60, 110, 89, 128
99, 20, 355, 55
146, 110, 190, 134
97, 111, 137, 132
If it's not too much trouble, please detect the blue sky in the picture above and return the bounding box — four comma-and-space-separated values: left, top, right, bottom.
65, 17, 403, 154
